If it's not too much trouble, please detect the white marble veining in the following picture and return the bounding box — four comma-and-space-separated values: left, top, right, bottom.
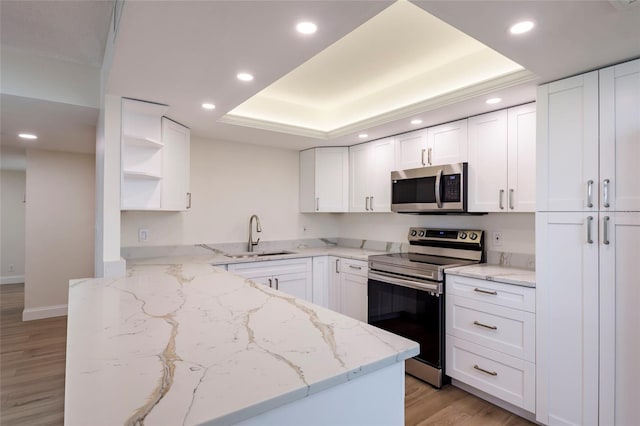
446, 264, 536, 287
65, 263, 418, 426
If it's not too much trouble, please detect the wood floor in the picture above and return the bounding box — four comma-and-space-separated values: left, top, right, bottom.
1, 284, 534, 425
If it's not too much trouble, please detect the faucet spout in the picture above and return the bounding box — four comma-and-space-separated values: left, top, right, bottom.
248, 214, 262, 252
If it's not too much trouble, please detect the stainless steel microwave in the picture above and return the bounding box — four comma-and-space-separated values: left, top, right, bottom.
391, 163, 468, 213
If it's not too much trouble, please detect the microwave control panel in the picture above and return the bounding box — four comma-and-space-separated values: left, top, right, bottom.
443, 174, 461, 202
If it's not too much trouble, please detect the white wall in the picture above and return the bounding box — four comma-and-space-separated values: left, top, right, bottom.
24, 149, 95, 320
121, 137, 339, 247
337, 212, 535, 255
1, 170, 26, 283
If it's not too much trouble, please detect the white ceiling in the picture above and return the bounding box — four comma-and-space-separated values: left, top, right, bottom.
1, 0, 639, 156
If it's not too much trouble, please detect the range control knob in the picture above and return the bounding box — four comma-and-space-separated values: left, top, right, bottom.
459, 232, 467, 239
410, 230, 418, 237
418, 230, 426, 237
469, 232, 478, 240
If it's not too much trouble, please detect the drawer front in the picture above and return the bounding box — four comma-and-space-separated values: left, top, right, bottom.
228, 258, 311, 278
446, 295, 535, 361
446, 336, 535, 413
446, 274, 535, 312
338, 258, 368, 277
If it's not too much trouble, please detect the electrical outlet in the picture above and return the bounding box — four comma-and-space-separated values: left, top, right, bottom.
138, 228, 149, 243
492, 231, 503, 247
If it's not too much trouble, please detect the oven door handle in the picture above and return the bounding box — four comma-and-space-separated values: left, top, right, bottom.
369, 271, 441, 294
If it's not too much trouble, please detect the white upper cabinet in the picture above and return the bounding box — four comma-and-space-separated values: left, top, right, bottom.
394, 129, 428, 170
599, 59, 640, 212
350, 137, 395, 213
537, 72, 599, 211
121, 98, 191, 211
300, 147, 349, 213
468, 104, 536, 213
426, 118, 468, 166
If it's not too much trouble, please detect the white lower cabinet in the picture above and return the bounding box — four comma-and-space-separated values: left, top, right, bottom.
445, 274, 535, 413
227, 258, 313, 302
328, 257, 368, 322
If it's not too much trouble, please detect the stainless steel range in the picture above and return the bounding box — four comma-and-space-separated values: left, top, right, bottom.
368, 227, 484, 388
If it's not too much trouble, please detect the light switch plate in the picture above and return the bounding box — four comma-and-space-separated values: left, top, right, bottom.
138, 228, 149, 243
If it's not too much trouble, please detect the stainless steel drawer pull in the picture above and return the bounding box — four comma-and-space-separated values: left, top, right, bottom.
499, 189, 505, 210
509, 188, 514, 210
587, 180, 594, 208
428, 148, 433, 165
421, 149, 426, 166
474, 287, 497, 295
336, 259, 340, 274
603, 216, 610, 245
603, 179, 610, 208
473, 321, 498, 330
274, 278, 279, 290
474, 364, 498, 376
349, 265, 362, 270
587, 216, 594, 244
316, 197, 319, 211
268, 278, 272, 288
365, 196, 370, 211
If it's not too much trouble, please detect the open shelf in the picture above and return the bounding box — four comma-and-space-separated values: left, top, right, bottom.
123, 134, 164, 148
123, 170, 162, 180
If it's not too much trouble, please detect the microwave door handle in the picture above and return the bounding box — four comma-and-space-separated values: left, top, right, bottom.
435, 168, 443, 208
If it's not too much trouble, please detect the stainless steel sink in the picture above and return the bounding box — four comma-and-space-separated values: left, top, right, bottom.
224, 250, 294, 259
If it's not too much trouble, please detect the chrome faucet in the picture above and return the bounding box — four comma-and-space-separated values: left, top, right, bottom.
248, 214, 262, 252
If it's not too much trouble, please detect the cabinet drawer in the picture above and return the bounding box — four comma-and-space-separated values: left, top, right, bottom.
446, 295, 535, 361
446, 336, 535, 413
338, 258, 368, 277
446, 275, 535, 312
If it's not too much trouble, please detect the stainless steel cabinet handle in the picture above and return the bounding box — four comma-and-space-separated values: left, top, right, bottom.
509, 189, 514, 210
370, 196, 374, 211
474, 287, 497, 296
268, 278, 273, 288
421, 149, 426, 166
365, 196, 370, 211
499, 189, 505, 210
603, 216, 610, 245
349, 265, 362, 270
474, 364, 498, 376
275, 277, 279, 290
316, 197, 319, 211
587, 180, 594, 208
187, 192, 192, 209
473, 321, 498, 330
336, 259, 340, 274
587, 216, 594, 244
428, 148, 433, 165
603, 179, 610, 208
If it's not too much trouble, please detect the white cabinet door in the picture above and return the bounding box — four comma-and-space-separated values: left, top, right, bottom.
394, 129, 428, 170
468, 110, 508, 212
340, 272, 368, 322
328, 257, 341, 312
369, 137, 395, 213
349, 138, 395, 213
349, 143, 371, 213
507, 104, 536, 212
535, 212, 599, 426
300, 148, 349, 213
426, 118, 468, 166
537, 72, 599, 212
599, 213, 640, 426
161, 117, 190, 211
274, 272, 309, 301
599, 59, 640, 212
312, 256, 328, 308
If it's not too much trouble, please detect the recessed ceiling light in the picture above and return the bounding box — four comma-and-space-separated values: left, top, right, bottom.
410, 119, 423, 125
358, 133, 368, 139
237, 72, 254, 82
296, 22, 317, 35
509, 20, 534, 35
486, 97, 502, 105
201, 103, 216, 110
18, 133, 38, 140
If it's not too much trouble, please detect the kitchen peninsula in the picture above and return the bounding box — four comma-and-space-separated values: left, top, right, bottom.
64, 261, 418, 426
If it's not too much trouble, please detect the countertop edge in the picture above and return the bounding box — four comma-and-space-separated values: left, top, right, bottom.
445, 264, 536, 288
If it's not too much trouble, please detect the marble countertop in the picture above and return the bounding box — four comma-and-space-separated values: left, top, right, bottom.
127, 246, 387, 267
446, 264, 536, 287
65, 263, 418, 426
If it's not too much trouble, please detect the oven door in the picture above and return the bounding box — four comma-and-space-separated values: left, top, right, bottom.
391, 163, 466, 213
367, 271, 444, 372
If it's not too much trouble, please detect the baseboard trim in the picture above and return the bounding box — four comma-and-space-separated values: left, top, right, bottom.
1, 275, 25, 285
22, 304, 68, 321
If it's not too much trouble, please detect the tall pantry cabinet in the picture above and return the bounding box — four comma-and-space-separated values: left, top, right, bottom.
536, 58, 640, 426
